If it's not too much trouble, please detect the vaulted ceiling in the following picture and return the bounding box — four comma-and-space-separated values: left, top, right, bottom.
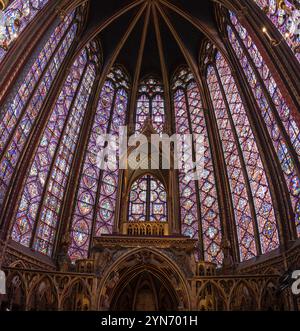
80, 0, 222, 79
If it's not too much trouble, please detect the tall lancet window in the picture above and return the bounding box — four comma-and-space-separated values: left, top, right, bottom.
12, 41, 101, 256
69, 66, 130, 261
228, 12, 300, 236
0, 11, 78, 209
0, 0, 50, 63
135, 77, 165, 134
128, 175, 167, 223
252, 0, 300, 63
206, 49, 279, 261
172, 68, 222, 265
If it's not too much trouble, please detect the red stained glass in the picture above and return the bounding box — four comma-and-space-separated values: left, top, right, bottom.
136, 77, 165, 133
128, 175, 167, 223
173, 68, 223, 265
12, 41, 99, 256
69, 67, 129, 260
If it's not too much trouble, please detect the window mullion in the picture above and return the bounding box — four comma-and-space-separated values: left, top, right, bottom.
30, 61, 90, 249
229, 21, 300, 176
88, 87, 118, 253
213, 63, 262, 256
0, 17, 76, 161
53, 64, 102, 258
146, 175, 151, 222
184, 87, 205, 260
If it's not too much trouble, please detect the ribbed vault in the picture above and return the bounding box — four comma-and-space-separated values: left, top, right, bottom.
0, 0, 299, 274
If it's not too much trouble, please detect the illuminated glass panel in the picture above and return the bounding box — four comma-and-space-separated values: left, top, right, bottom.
95, 88, 128, 235
151, 94, 165, 134
230, 12, 300, 159
69, 80, 115, 260
215, 51, 279, 253
129, 176, 148, 222
136, 94, 150, 133
69, 67, 129, 260
188, 82, 223, 264
0, 13, 76, 208
173, 68, 222, 265
207, 64, 257, 261
149, 176, 167, 222
35, 63, 97, 256
12, 43, 98, 255
0, 0, 49, 63
174, 88, 199, 238
252, 0, 300, 63
228, 16, 300, 236
128, 175, 167, 223
135, 77, 165, 133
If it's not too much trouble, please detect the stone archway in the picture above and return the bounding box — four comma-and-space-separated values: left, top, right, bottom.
110, 269, 178, 311
97, 248, 192, 311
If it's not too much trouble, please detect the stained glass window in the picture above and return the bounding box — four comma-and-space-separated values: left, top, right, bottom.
206, 50, 279, 261
128, 175, 167, 223
230, 12, 300, 159
0, 0, 49, 63
228, 12, 300, 236
207, 65, 255, 261
252, 0, 300, 63
172, 68, 222, 265
135, 77, 165, 134
68, 66, 129, 261
0, 11, 77, 210
11, 41, 100, 256
215, 51, 279, 254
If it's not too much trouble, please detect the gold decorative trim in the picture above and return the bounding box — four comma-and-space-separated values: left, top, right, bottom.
122, 221, 169, 236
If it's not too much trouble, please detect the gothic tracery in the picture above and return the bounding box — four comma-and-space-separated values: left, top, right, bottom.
0, 0, 299, 312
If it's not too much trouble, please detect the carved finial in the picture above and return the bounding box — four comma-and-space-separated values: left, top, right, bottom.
56, 232, 71, 272
221, 238, 234, 273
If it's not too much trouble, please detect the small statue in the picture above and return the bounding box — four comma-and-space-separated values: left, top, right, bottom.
57, 233, 71, 272
221, 238, 234, 273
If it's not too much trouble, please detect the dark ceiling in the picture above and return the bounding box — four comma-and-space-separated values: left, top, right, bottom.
84, 0, 219, 80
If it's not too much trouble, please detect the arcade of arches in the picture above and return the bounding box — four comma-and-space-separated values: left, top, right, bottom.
0, 0, 300, 311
